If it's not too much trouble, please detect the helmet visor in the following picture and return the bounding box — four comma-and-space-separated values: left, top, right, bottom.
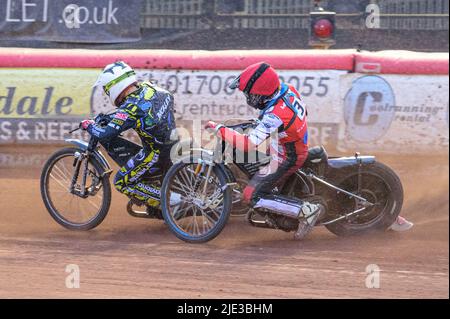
103, 70, 136, 96
244, 92, 266, 109
228, 75, 241, 90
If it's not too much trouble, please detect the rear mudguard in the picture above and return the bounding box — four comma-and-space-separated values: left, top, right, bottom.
328, 156, 375, 169
65, 139, 112, 173
324, 155, 376, 182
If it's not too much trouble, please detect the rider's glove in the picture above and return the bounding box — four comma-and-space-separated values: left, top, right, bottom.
204, 121, 218, 130
80, 120, 95, 130
94, 113, 112, 126
204, 121, 224, 135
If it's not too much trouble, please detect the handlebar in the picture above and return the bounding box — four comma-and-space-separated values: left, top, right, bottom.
69, 112, 116, 135
69, 127, 81, 134
224, 121, 256, 131
70, 116, 256, 137
205, 121, 256, 136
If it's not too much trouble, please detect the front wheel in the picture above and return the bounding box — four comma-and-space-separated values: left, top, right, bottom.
160, 160, 232, 243
325, 162, 403, 236
40, 147, 111, 230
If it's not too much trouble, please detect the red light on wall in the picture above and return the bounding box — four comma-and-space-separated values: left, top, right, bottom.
309, 9, 336, 48
314, 19, 334, 38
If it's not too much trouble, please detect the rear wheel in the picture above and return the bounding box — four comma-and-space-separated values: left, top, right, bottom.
325, 162, 403, 236
161, 161, 232, 243
40, 148, 111, 230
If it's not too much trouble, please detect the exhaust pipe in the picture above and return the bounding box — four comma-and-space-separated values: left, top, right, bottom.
254, 195, 303, 219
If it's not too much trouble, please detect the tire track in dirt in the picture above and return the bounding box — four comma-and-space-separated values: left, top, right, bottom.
0, 147, 448, 298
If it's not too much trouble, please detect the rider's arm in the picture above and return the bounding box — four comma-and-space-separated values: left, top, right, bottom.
218, 113, 283, 152
87, 110, 136, 140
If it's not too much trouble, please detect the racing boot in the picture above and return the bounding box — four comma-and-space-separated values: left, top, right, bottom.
146, 192, 183, 219
389, 216, 414, 232
294, 202, 324, 240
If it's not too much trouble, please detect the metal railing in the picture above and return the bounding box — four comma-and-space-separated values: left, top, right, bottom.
378, 0, 449, 30
141, 0, 209, 29
219, 0, 311, 29
140, 0, 449, 30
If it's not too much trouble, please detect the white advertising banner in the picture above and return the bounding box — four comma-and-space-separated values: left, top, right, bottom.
92, 69, 345, 123
338, 74, 449, 153
91, 69, 345, 148
1, 68, 449, 154
0, 68, 344, 147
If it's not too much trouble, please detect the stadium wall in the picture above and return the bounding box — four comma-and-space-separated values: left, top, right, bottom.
0, 49, 448, 158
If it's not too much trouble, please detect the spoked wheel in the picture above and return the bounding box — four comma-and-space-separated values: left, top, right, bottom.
325, 162, 403, 236
40, 148, 111, 230
161, 160, 232, 243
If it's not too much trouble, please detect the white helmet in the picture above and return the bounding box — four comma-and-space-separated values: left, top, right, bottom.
93, 61, 137, 106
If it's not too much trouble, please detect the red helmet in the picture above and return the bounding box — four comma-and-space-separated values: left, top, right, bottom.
229, 62, 280, 109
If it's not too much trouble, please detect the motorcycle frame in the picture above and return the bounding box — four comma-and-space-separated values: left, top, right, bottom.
295, 168, 375, 226
204, 135, 377, 226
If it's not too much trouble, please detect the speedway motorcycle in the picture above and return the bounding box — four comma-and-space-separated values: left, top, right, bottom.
159, 120, 404, 243
40, 112, 177, 230
40, 116, 403, 243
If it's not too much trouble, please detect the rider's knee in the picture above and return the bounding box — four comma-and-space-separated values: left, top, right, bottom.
113, 172, 125, 192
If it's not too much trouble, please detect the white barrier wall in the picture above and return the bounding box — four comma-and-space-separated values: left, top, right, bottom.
0, 68, 449, 154
92, 69, 345, 123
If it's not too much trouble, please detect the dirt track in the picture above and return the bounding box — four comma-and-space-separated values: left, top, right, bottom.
0, 146, 448, 298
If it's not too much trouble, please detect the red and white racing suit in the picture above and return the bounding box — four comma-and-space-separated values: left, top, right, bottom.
218, 83, 309, 205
